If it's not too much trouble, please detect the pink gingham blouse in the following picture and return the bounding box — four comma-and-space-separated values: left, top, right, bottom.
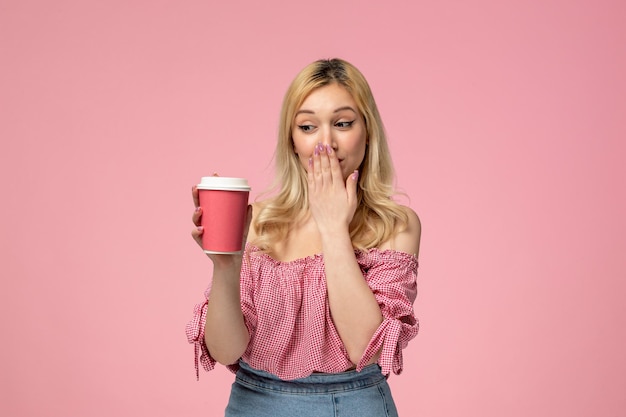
186, 242, 419, 381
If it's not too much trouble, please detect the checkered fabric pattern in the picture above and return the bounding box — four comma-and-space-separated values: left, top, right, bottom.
186, 243, 419, 381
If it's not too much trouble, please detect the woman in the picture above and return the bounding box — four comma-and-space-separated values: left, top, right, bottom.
187, 58, 421, 417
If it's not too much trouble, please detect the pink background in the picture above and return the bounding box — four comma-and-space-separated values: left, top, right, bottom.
2, 0, 625, 416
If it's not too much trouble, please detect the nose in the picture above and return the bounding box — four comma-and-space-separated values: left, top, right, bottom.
320, 127, 337, 149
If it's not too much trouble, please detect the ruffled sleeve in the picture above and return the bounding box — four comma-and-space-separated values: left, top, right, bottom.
355, 250, 419, 376
185, 284, 216, 380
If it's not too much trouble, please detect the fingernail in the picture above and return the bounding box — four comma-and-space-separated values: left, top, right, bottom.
197, 226, 203, 232
314, 145, 320, 156
195, 207, 201, 212
326, 144, 332, 154
352, 170, 359, 180
308, 157, 313, 167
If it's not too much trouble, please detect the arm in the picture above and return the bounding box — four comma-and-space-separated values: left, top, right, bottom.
308, 145, 377, 364
191, 185, 251, 366
322, 209, 421, 365
203, 260, 250, 365
321, 226, 383, 365
307, 144, 422, 365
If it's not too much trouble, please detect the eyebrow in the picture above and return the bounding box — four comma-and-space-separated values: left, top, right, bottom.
295, 106, 358, 116
334, 106, 357, 114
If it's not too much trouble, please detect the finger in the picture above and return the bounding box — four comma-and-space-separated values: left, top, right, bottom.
306, 156, 315, 191
346, 170, 359, 207
326, 144, 342, 185
319, 144, 332, 183
192, 185, 200, 207
191, 226, 204, 247
313, 143, 324, 183
192, 206, 202, 226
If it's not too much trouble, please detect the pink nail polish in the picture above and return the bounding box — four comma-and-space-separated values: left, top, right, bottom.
352, 170, 359, 180
308, 157, 313, 167
326, 144, 332, 154
314, 145, 319, 156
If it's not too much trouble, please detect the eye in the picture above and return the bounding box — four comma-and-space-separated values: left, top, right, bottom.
335, 120, 354, 128
297, 124, 315, 132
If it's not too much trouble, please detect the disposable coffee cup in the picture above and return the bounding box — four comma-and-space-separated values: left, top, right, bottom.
197, 177, 251, 254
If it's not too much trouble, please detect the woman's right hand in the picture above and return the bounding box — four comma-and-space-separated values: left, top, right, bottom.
191, 185, 207, 249
191, 185, 252, 270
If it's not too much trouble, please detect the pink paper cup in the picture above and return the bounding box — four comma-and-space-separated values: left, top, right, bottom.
197, 177, 251, 254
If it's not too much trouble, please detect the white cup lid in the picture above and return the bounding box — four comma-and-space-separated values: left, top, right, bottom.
197, 177, 251, 191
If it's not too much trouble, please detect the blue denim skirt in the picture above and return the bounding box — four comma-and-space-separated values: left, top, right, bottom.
224, 361, 399, 417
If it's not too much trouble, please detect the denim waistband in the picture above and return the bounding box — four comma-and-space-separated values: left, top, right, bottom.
235, 361, 387, 394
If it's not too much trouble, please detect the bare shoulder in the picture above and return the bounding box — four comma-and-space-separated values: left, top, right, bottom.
398, 205, 421, 257
380, 205, 421, 257
403, 205, 421, 235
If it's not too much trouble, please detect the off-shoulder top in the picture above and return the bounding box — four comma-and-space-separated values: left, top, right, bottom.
186, 242, 419, 380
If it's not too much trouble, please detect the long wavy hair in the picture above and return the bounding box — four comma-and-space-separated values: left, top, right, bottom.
252, 58, 408, 252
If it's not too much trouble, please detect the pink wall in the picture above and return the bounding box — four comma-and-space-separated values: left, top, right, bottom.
2, 0, 625, 416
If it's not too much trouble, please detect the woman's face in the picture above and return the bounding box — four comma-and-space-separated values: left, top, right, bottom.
292, 83, 367, 181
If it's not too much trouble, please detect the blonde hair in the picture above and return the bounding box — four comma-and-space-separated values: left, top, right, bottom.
253, 58, 408, 252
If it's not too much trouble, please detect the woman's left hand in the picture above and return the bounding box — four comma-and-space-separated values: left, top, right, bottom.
307, 143, 359, 234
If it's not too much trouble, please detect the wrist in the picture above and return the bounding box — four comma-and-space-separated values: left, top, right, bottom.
319, 225, 353, 249
210, 256, 242, 277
